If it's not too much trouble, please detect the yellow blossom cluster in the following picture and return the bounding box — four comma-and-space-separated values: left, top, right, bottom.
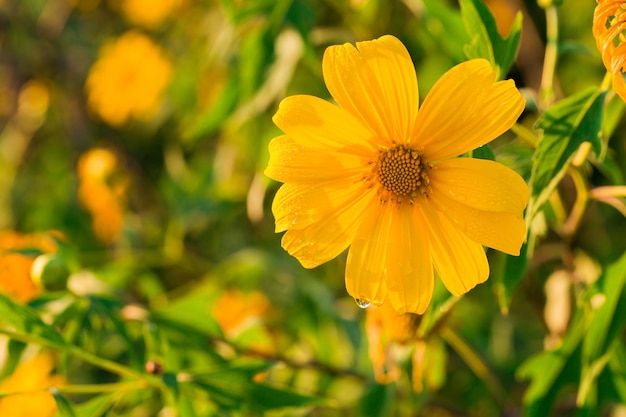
85, 31, 172, 127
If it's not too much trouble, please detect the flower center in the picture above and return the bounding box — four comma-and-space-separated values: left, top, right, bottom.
366, 144, 431, 205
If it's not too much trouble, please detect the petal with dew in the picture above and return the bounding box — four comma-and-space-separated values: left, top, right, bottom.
273, 95, 376, 155
419, 203, 489, 296
278, 183, 377, 268
265, 136, 370, 184
414, 59, 525, 161
323, 35, 419, 146
430, 158, 529, 214
346, 203, 434, 314
430, 191, 527, 256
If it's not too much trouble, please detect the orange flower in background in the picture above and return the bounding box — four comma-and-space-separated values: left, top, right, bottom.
265, 35, 528, 314
594, 0, 626, 102
212, 288, 270, 336
365, 302, 445, 392
77, 148, 128, 245
0, 231, 58, 302
0, 352, 65, 417
85, 31, 172, 126
366, 302, 418, 384
211, 288, 274, 354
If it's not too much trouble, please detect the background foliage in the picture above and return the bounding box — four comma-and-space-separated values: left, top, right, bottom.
1, 0, 625, 416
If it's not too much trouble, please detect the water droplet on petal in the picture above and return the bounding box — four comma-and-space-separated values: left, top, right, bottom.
355, 297, 371, 309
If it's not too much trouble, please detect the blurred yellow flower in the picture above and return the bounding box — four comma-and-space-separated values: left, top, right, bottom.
366, 301, 446, 392
265, 35, 528, 314
0, 352, 65, 417
594, 0, 626, 102
77, 148, 128, 244
0, 231, 58, 303
365, 302, 418, 384
85, 31, 172, 127
115, 0, 179, 27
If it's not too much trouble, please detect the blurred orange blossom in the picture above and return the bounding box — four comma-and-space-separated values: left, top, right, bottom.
0, 231, 59, 303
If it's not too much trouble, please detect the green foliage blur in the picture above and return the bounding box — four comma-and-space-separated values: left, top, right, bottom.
0, 0, 625, 416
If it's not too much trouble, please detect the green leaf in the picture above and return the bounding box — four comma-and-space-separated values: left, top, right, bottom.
247, 383, 331, 411
52, 389, 78, 417
421, 0, 471, 61
0, 294, 66, 348
607, 343, 626, 404
579, 251, 626, 405
459, 0, 522, 78
181, 76, 239, 143
73, 394, 114, 417
469, 144, 496, 161
163, 373, 197, 417
517, 308, 586, 417
0, 339, 26, 379
358, 383, 393, 417
527, 87, 606, 222
189, 360, 329, 412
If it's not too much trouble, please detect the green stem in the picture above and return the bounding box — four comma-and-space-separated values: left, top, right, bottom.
0, 328, 163, 390
590, 185, 626, 199
0, 381, 147, 397
540, 5, 559, 108
562, 168, 589, 238
441, 326, 504, 403
510, 122, 538, 147
600, 71, 613, 91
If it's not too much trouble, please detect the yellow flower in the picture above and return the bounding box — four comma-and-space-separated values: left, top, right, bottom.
265, 35, 528, 314
112, 0, 179, 28
593, 0, 626, 102
0, 353, 65, 417
0, 231, 58, 303
85, 31, 172, 127
77, 148, 128, 245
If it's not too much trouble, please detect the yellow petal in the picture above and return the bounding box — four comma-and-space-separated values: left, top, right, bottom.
272, 175, 372, 232
265, 135, 369, 184
430, 191, 527, 256
385, 209, 434, 314
278, 184, 377, 268
431, 158, 529, 214
272, 95, 376, 155
323, 35, 419, 146
419, 202, 489, 296
346, 203, 434, 314
613, 71, 626, 103
413, 59, 525, 161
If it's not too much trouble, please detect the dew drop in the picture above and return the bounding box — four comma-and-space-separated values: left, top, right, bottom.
355, 297, 371, 309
